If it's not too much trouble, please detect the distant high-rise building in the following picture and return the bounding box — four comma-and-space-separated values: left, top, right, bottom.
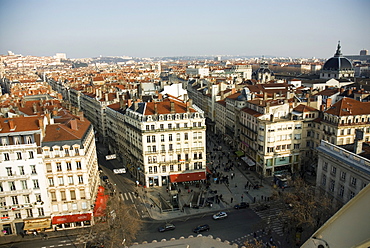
360, 49, 368, 56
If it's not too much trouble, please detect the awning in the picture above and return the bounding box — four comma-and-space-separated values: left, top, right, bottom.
241, 156, 256, 166
24, 218, 51, 230
170, 172, 206, 183
52, 213, 91, 225
94, 186, 108, 217
235, 151, 244, 157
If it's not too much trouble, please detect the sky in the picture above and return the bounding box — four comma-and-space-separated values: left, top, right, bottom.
0, 0, 369, 59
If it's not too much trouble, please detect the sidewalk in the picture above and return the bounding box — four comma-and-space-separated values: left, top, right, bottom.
138, 132, 275, 221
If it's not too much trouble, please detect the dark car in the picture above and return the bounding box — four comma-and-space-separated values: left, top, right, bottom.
234, 202, 249, 209
158, 223, 176, 232
193, 224, 210, 233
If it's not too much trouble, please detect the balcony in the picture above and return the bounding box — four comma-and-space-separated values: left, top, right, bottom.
0, 174, 29, 181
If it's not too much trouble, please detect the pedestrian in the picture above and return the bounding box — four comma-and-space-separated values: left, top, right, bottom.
231, 197, 233, 203
253, 232, 257, 238
241, 195, 244, 201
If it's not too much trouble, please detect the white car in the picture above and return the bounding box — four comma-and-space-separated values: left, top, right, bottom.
212, 211, 228, 220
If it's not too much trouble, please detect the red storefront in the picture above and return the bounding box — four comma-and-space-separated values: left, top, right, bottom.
169, 171, 206, 183
52, 213, 91, 225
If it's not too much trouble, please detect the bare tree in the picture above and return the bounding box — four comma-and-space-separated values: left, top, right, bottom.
86, 191, 142, 247
272, 178, 339, 245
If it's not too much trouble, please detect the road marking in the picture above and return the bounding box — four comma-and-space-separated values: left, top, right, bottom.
128, 192, 134, 202
124, 192, 128, 200
120, 194, 124, 201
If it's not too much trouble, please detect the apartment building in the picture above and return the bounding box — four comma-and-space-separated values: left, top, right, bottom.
122, 97, 206, 187
316, 140, 369, 205
0, 116, 50, 235
42, 112, 100, 230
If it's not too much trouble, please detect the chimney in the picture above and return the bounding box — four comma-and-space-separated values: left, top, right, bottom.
348, 89, 353, 95
354, 129, 364, 154
320, 104, 325, 112
9, 119, 16, 131
263, 92, 267, 100
186, 99, 192, 112
170, 101, 175, 114
127, 99, 132, 108
37, 118, 43, 130
70, 119, 78, 130
154, 103, 158, 115
78, 111, 85, 121
231, 88, 236, 94
326, 98, 332, 108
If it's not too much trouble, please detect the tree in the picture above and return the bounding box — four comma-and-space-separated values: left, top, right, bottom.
271, 178, 339, 245
86, 191, 142, 247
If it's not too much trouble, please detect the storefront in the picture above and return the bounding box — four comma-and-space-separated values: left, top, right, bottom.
52, 213, 91, 229
24, 218, 51, 232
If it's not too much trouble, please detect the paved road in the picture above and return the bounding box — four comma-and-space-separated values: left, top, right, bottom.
135, 207, 272, 247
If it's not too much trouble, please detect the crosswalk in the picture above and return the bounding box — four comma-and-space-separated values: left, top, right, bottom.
251, 201, 287, 237
119, 192, 140, 203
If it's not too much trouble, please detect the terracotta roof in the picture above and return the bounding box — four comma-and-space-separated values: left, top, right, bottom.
143, 99, 196, 115
43, 116, 91, 142
293, 104, 318, 112
325, 97, 370, 116
241, 107, 263, 117
0, 116, 43, 133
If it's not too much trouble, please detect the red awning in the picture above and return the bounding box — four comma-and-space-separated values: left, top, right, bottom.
170, 172, 206, 183
94, 186, 108, 217
52, 213, 91, 225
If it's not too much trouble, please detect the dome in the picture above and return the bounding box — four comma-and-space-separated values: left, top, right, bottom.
323, 42, 353, 71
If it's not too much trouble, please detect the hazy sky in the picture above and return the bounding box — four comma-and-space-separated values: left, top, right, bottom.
1, 0, 369, 59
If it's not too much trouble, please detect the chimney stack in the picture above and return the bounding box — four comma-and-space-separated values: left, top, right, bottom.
70, 119, 78, 130
170, 101, 175, 114
78, 111, 85, 121
9, 119, 16, 131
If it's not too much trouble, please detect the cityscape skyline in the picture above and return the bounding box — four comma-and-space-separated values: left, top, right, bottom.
1, 0, 370, 59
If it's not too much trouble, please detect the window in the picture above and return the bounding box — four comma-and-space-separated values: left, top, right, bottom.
3, 153, 9, 161
199, 153, 202, 159
21, 181, 27, 190
162, 166, 166, 173
48, 178, 54, 186
177, 164, 181, 171
60, 191, 66, 201
152, 135, 156, 142
38, 208, 44, 216
169, 134, 173, 141
6, 167, 13, 176
329, 179, 335, 192
153, 166, 157, 173
1, 137, 8, 146
76, 161, 81, 170
149, 167, 153, 173
0, 183, 2, 192
184, 123, 188, 128
28, 151, 34, 159
78, 175, 84, 184
323, 162, 328, 171
14, 136, 21, 144
170, 165, 174, 172
16, 152, 22, 160
82, 202, 87, 209
351, 177, 357, 187
198, 122, 201, 127
152, 146, 156, 152
80, 189, 86, 199
70, 190, 76, 200
26, 209, 33, 218
11, 196, 19, 205
30, 165, 37, 174
322, 175, 326, 186
74, 147, 80, 156
176, 133, 181, 141
0, 197, 6, 206
176, 123, 180, 128
64, 148, 69, 156
147, 146, 151, 152
72, 203, 77, 210
66, 162, 72, 171
146, 125, 149, 131
24, 195, 30, 203
294, 144, 300, 149
294, 134, 301, 140
184, 133, 188, 140
295, 124, 302, 129
147, 136, 151, 143
33, 179, 39, 189
160, 124, 164, 129
9, 181, 16, 191
46, 163, 52, 172
161, 135, 165, 142
267, 147, 274, 153
151, 125, 155, 130
169, 144, 173, 151
168, 124, 172, 129
185, 164, 189, 170
340, 171, 346, 181
15, 212, 21, 219
68, 176, 74, 185
331, 166, 337, 175
19, 166, 25, 175
339, 185, 344, 197
35, 194, 41, 202
349, 191, 355, 200
58, 177, 64, 186
56, 163, 62, 171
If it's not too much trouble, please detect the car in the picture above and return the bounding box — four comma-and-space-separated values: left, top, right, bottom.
193, 224, 210, 233
234, 202, 249, 209
158, 223, 176, 232
212, 211, 228, 220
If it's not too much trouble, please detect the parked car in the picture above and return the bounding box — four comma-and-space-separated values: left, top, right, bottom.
158, 223, 175, 232
234, 202, 249, 209
212, 211, 228, 220
193, 224, 210, 233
